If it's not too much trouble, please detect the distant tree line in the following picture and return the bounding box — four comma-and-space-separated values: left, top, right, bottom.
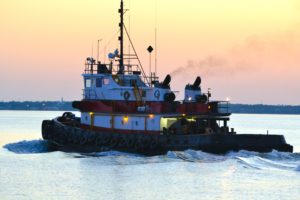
0, 101, 74, 111
0, 101, 300, 114
229, 104, 300, 115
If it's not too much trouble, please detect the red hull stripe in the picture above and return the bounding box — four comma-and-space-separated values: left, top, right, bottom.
73, 100, 209, 114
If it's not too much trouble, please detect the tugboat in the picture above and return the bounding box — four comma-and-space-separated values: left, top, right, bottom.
42, 0, 293, 155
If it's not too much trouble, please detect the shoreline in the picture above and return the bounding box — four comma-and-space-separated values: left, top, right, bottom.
1, 101, 300, 115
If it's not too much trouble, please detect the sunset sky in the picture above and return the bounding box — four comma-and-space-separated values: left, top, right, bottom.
0, 0, 299, 104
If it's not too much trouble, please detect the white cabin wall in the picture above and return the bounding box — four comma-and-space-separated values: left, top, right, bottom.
146, 116, 161, 131
94, 115, 112, 128
82, 74, 175, 101
184, 89, 201, 101
81, 113, 162, 132
114, 116, 145, 130
81, 112, 90, 125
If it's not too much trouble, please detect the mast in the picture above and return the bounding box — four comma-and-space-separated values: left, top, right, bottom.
118, 0, 124, 74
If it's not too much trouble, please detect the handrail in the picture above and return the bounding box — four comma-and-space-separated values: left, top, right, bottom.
216, 101, 230, 114
84, 63, 141, 75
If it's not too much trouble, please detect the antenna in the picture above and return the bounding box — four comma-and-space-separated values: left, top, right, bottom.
104, 45, 106, 63
128, 0, 131, 66
103, 30, 120, 64
118, 0, 124, 74
147, 46, 154, 82
154, 0, 158, 76
97, 39, 102, 63
91, 44, 94, 58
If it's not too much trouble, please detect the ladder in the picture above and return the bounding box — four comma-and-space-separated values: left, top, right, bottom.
132, 82, 143, 106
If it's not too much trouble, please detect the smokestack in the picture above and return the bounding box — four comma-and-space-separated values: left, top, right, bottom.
192, 76, 201, 89
162, 74, 171, 88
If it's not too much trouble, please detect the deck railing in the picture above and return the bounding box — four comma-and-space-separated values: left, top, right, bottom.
217, 101, 230, 114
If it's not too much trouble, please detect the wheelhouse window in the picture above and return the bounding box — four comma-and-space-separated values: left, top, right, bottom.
85, 79, 91, 88
96, 78, 102, 87
142, 90, 146, 97
103, 78, 110, 85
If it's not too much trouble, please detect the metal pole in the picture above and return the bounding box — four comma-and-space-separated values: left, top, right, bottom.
97, 39, 102, 63
149, 53, 152, 83
119, 0, 124, 74
155, 0, 158, 77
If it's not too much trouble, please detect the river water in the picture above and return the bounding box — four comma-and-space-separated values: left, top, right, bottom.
0, 111, 299, 200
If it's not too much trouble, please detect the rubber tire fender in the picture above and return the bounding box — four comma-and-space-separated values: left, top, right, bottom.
125, 135, 135, 148
109, 136, 119, 148
117, 137, 127, 148
101, 134, 111, 145
80, 131, 89, 145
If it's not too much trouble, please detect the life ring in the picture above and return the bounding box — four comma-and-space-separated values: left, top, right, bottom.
123, 91, 130, 100
154, 90, 160, 99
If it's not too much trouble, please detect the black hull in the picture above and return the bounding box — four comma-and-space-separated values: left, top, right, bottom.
42, 119, 293, 156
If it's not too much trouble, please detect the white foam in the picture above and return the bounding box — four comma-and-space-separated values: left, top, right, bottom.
166, 149, 226, 162
89, 150, 141, 157
226, 150, 259, 158
166, 151, 179, 159
3, 140, 49, 154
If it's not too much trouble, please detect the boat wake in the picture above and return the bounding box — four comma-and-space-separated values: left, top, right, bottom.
3, 140, 51, 154
79, 151, 143, 158
228, 150, 300, 171
166, 149, 300, 172
235, 156, 297, 170
3, 140, 300, 171
166, 149, 226, 163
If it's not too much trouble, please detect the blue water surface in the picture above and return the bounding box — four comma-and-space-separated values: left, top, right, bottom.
0, 111, 300, 200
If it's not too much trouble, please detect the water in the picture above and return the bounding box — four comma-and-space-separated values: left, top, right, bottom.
0, 111, 299, 200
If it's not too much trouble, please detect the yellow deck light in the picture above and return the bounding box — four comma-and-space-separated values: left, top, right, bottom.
123, 116, 129, 123
149, 114, 154, 118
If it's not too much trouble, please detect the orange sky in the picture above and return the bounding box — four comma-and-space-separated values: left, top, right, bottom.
0, 0, 300, 104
